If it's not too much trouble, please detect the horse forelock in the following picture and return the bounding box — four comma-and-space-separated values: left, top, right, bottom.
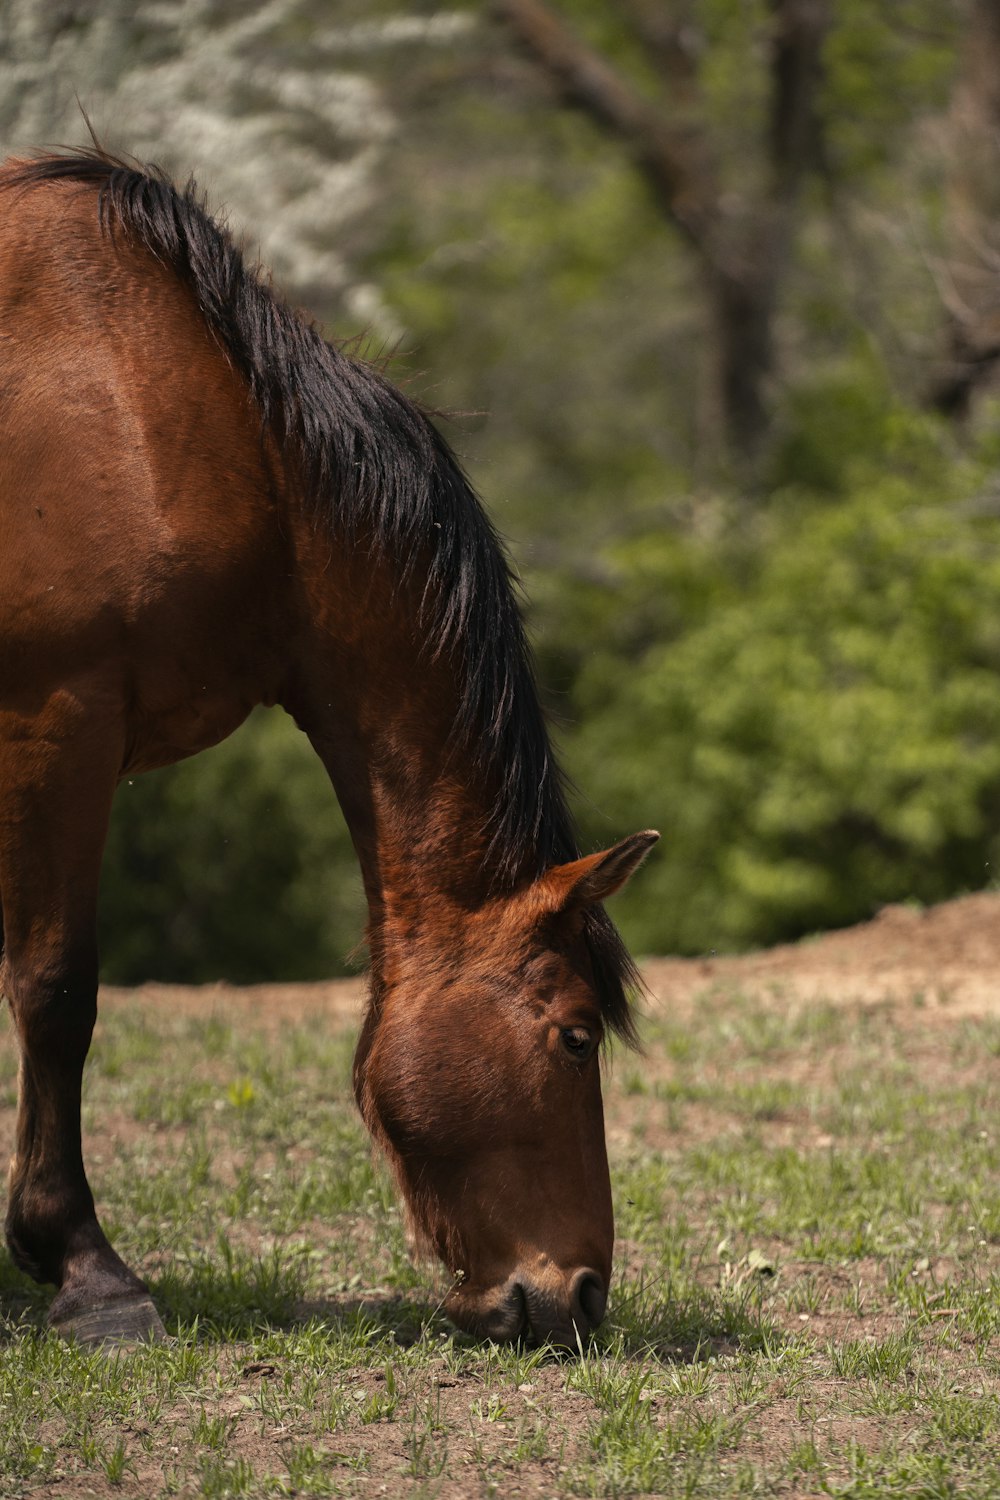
0, 146, 639, 1042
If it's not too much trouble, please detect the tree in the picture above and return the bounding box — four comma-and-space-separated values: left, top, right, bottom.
490, 0, 831, 464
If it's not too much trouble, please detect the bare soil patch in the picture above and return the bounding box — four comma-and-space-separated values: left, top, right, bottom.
99, 975, 368, 1027
642, 889, 1000, 1017
97, 888, 1000, 1031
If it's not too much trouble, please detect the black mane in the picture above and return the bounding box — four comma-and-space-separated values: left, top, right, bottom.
6, 147, 640, 1042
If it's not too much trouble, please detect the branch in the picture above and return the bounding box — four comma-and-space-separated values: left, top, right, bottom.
490, 0, 718, 256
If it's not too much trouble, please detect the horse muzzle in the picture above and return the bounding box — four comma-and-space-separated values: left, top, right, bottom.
447, 1265, 608, 1349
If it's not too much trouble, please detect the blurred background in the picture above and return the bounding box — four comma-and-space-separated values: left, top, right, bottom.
5, 0, 1000, 980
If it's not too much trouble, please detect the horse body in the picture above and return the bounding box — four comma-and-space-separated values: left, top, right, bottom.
0, 186, 288, 768
0, 153, 655, 1347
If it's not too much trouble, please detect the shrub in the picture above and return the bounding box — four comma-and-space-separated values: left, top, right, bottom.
100, 710, 363, 983
569, 413, 1000, 954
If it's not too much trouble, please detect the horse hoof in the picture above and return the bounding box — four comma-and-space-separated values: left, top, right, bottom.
51, 1293, 167, 1348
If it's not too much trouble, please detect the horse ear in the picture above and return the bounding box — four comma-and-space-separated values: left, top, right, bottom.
540, 830, 659, 913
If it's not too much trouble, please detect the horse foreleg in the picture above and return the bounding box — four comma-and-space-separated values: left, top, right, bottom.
0, 710, 164, 1344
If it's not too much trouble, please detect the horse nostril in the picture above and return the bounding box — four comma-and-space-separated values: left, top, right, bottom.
569, 1268, 607, 1334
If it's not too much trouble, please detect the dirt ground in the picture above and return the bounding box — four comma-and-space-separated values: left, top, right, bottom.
644, 889, 1000, 1015
7, 891, 1000, 1497
100, 888, 1000, 1023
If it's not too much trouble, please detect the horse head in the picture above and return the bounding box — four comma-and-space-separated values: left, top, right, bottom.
353, 830, 657, 1347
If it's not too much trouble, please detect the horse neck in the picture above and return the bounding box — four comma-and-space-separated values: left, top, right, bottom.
285, 531, 521, 963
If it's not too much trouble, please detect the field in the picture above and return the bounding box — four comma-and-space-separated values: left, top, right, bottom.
2, 895, 1000, 1498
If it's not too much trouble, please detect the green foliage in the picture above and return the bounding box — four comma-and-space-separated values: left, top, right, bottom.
569, 385, 1000, 954
100, 710, 363, 983
823, 1, 959, 179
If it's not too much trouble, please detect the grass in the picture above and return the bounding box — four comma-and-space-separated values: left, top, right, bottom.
1, 985, 1000, 1496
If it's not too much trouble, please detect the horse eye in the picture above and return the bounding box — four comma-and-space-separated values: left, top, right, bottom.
561, 1026, 594, 1060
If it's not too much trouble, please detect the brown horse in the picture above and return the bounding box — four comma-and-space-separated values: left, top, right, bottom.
0, 149, 656, 1348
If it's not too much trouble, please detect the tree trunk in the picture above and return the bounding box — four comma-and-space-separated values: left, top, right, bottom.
710, 264, 777, 461
930, 0, 1000, 417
